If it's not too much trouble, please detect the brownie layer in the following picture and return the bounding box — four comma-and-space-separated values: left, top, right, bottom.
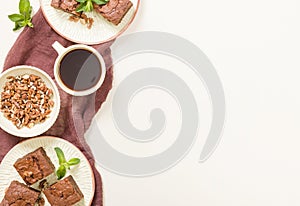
94, 0, 133, 25
44, 176, 84, 206
51, 0, 61, 9
14, 147, 55, 185
0, 181, 40, 206
51, 0, 81, 16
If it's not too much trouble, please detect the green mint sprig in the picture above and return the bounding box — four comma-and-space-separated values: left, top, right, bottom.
8, 0, 34, 31
76, 0, 109, 13
54, 147, 81, 180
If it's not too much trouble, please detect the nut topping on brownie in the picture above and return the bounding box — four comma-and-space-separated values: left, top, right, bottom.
94, 0, 133, 25
14, 147, 55, 185
0, 181, 40, 206
44, 176, 84, 206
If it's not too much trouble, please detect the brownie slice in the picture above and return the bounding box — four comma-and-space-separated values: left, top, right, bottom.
94, 0, 133, 25
0, 181, 40, 206
44, 176, 84, 206
51, 0, 81, 16
14, 147, 55, 185
51, 0, 61, 9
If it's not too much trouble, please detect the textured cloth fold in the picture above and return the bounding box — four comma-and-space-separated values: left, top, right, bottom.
0, 9, 114, 206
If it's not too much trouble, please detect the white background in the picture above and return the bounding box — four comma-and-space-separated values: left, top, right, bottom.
2, 0, 300, 205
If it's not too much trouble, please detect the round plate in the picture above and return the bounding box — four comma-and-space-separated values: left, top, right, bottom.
0, 66, 60, 138
0, 136, 95, 206
40, 0, 140, 45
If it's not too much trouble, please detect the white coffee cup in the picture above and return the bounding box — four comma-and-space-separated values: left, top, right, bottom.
52, 41, 106, 96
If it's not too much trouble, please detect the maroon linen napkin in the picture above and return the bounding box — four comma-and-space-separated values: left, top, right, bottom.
0, 9, 114, 206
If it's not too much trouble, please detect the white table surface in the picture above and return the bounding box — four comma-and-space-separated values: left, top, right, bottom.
2, 0, 300, 205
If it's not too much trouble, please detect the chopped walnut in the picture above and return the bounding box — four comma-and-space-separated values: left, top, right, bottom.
0, 74, 54, 129
68, 15, 80, 23
68, 13, 94, 29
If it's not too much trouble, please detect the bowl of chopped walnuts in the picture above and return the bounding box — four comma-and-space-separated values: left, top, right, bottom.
0, 65, 60, 138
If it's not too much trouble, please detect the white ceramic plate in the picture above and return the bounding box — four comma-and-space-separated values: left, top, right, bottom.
0, 136, 95, 206
0, 66, 60, 138
40, 0, 140, 45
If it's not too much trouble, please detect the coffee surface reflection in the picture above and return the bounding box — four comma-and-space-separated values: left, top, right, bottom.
59, 49, 102, 91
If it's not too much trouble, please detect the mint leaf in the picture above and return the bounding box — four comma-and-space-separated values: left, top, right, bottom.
76, 2, 87, 12
9, 0, 33, 31
56, 165, 67, 180
93, 0, 109, 5
63, 163, 71, 170
19, 0, 30, 16
76, 0, 109, 12
13, 22, 22, 31
27, 21, 33, 28
17, 21, 27, 27
25, 6, 32, 20
8, 14, 24, 22
54, 147, 81, 179
85, 0, 94, 12
54, 147, 66, 164
67, 158, 80, 166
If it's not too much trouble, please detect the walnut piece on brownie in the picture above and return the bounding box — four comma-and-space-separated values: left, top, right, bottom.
94, 0, 133, 25
44, 176, 84, 206
0, 181, 40, 206
14, 147, 55, 186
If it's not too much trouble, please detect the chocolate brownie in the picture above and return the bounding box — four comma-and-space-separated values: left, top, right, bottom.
44, 176, 84, 206
94, 0, 133, 25
51, 0, 61, 9
0, 181, 40, 206
51, 0, 81, 16
14, 147, 55, 185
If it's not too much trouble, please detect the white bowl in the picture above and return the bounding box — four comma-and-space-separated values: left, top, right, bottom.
0, 66, 60, 138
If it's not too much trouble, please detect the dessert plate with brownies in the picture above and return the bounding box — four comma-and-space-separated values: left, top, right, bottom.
0, 136, 95, 206
40, 0, 140, 44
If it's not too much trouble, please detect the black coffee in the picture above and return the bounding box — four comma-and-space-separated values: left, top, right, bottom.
59, 49, 102, 91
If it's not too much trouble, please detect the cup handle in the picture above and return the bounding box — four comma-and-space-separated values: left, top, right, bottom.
52, 41, 65, 55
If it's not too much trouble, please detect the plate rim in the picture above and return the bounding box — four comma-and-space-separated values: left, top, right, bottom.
0, 136, 96, 206
39, 0, 141, 45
